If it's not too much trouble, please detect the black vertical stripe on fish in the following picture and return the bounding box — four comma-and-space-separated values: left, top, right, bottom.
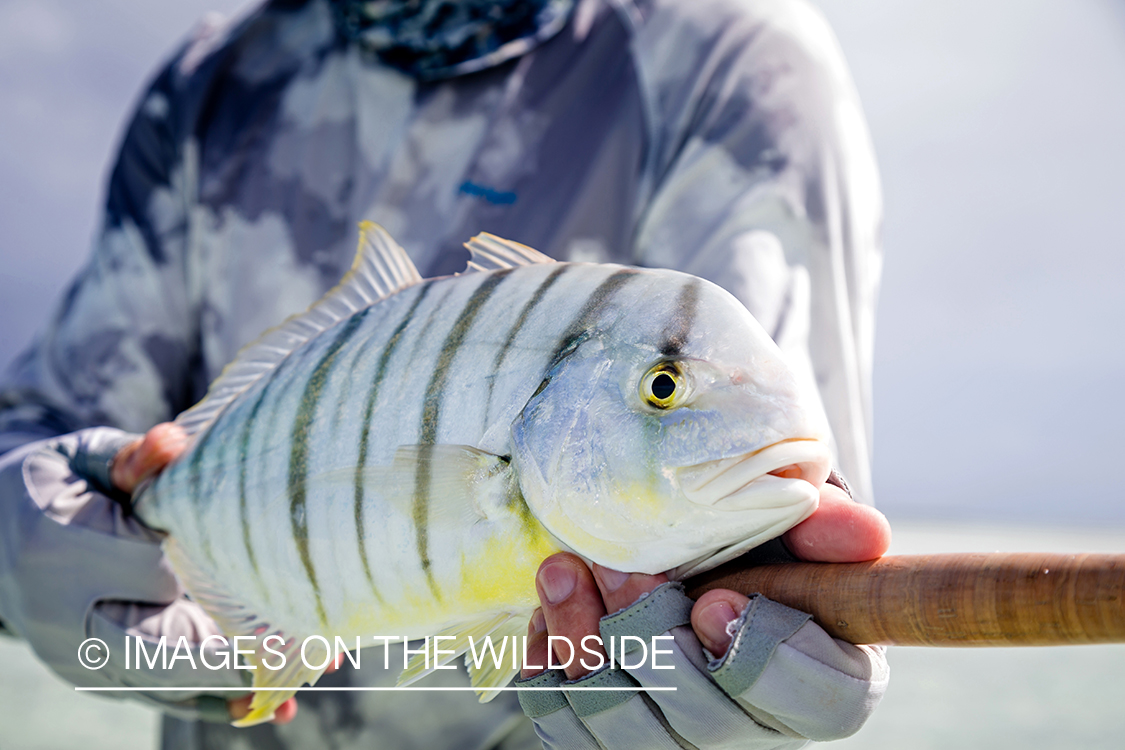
659, 279, 701, 356
328, 334, 367, 431
415, 270, 513, 597
288, 313, 368, 629
187, 420, 221, 567
188, 424, 212, 512
237, 379, 277, 601
483, 265, 569, 423
547, 268, 639, 371
366, 282, 456, 592
354, 281, 435, 602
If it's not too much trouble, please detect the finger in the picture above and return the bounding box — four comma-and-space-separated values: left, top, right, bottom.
228, 695, 251, 721
590, 564, 668, 613
324, 651, 345, 675
272, 698, 298, 724
690, 588, 751, 655
782, 484, 891, 562
225, 634, 340, 726
520, 608, 550, 678
109, 438, 143, 492
536, 553, 607, 680
227, 695, 299, 725
111, 422, 188, 492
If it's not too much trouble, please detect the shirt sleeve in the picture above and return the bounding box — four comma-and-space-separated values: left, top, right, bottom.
628, 0, 883, 504
0, 29, 227, 454
0, 19, 248, 719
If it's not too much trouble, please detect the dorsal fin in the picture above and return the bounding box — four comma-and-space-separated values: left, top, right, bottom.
175, 222, 422, 437
349, 221, 427, 299
464, 232, 556, 272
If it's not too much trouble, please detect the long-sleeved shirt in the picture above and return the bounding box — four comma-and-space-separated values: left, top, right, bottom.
0, 0, 886, 747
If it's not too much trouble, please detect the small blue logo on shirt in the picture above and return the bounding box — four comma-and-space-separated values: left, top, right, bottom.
460, 181, 517, 206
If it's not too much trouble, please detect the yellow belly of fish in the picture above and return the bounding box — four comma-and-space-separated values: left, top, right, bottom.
335, 519, 563, 637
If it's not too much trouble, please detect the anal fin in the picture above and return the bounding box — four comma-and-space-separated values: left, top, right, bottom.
234, 636, 330, 728
162, 538, 328, 726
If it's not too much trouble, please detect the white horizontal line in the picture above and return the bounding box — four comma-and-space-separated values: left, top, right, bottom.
75, 686, 676, 692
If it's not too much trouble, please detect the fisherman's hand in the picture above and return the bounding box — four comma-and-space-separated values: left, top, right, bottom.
517, 483, 891, 748
0, 426, 253, 724
109, 422, 189, 494
112, 421, 302, 725
781, 482, 891, 562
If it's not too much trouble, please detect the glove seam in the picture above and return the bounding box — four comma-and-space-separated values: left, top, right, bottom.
515, 667, 570, 718
708, 595, 811, 698
562, 664, 640, 718
598, 581, 693, 649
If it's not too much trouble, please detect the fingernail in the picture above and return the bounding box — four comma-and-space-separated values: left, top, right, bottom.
593, 564, 630, 592
538, 561, 576, 605
530, 608, 546, 634
696, 600, 739, 653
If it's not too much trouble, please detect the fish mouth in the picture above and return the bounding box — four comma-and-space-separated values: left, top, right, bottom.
675, 438, 831, 510
665, 439, 830, 581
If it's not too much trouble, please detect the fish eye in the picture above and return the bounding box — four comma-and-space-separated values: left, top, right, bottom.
640, 363, 686, 409
652, 373, 676, 399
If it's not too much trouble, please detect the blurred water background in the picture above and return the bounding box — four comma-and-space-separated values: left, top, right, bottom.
1, 0, 1123, 747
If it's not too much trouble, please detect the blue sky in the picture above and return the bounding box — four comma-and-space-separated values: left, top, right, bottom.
1, 0, 1122, 525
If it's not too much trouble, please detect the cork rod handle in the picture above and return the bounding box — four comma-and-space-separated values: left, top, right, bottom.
683, 553, 1125, 646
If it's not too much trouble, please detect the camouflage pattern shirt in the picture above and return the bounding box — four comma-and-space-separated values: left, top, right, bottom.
0, 0, 883, 747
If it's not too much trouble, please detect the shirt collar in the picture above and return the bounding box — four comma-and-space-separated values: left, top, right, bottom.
330, 0, 575, 80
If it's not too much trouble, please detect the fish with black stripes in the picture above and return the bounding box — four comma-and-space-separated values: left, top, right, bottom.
133, 222, 832, 725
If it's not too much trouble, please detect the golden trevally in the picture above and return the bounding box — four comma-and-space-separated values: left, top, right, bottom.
135, 223, 830, 725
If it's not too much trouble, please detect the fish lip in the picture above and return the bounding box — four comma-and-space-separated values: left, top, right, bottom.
674, 438, 831, 510
665, 529, 792, 581
664, 439, 828, 579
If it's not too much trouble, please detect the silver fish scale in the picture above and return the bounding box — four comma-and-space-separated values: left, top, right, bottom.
144, 262, 670, 635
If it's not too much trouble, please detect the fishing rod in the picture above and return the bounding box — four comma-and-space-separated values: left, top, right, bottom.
684, 552, 1125, 646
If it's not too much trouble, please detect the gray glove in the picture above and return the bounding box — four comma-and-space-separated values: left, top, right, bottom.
517, 583, 888, 749
0, 427, 246, 721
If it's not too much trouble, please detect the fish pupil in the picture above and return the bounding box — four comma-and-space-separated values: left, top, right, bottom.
652, 373, 676, 400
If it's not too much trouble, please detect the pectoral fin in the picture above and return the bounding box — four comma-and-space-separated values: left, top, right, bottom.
308, 444, 520, 525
